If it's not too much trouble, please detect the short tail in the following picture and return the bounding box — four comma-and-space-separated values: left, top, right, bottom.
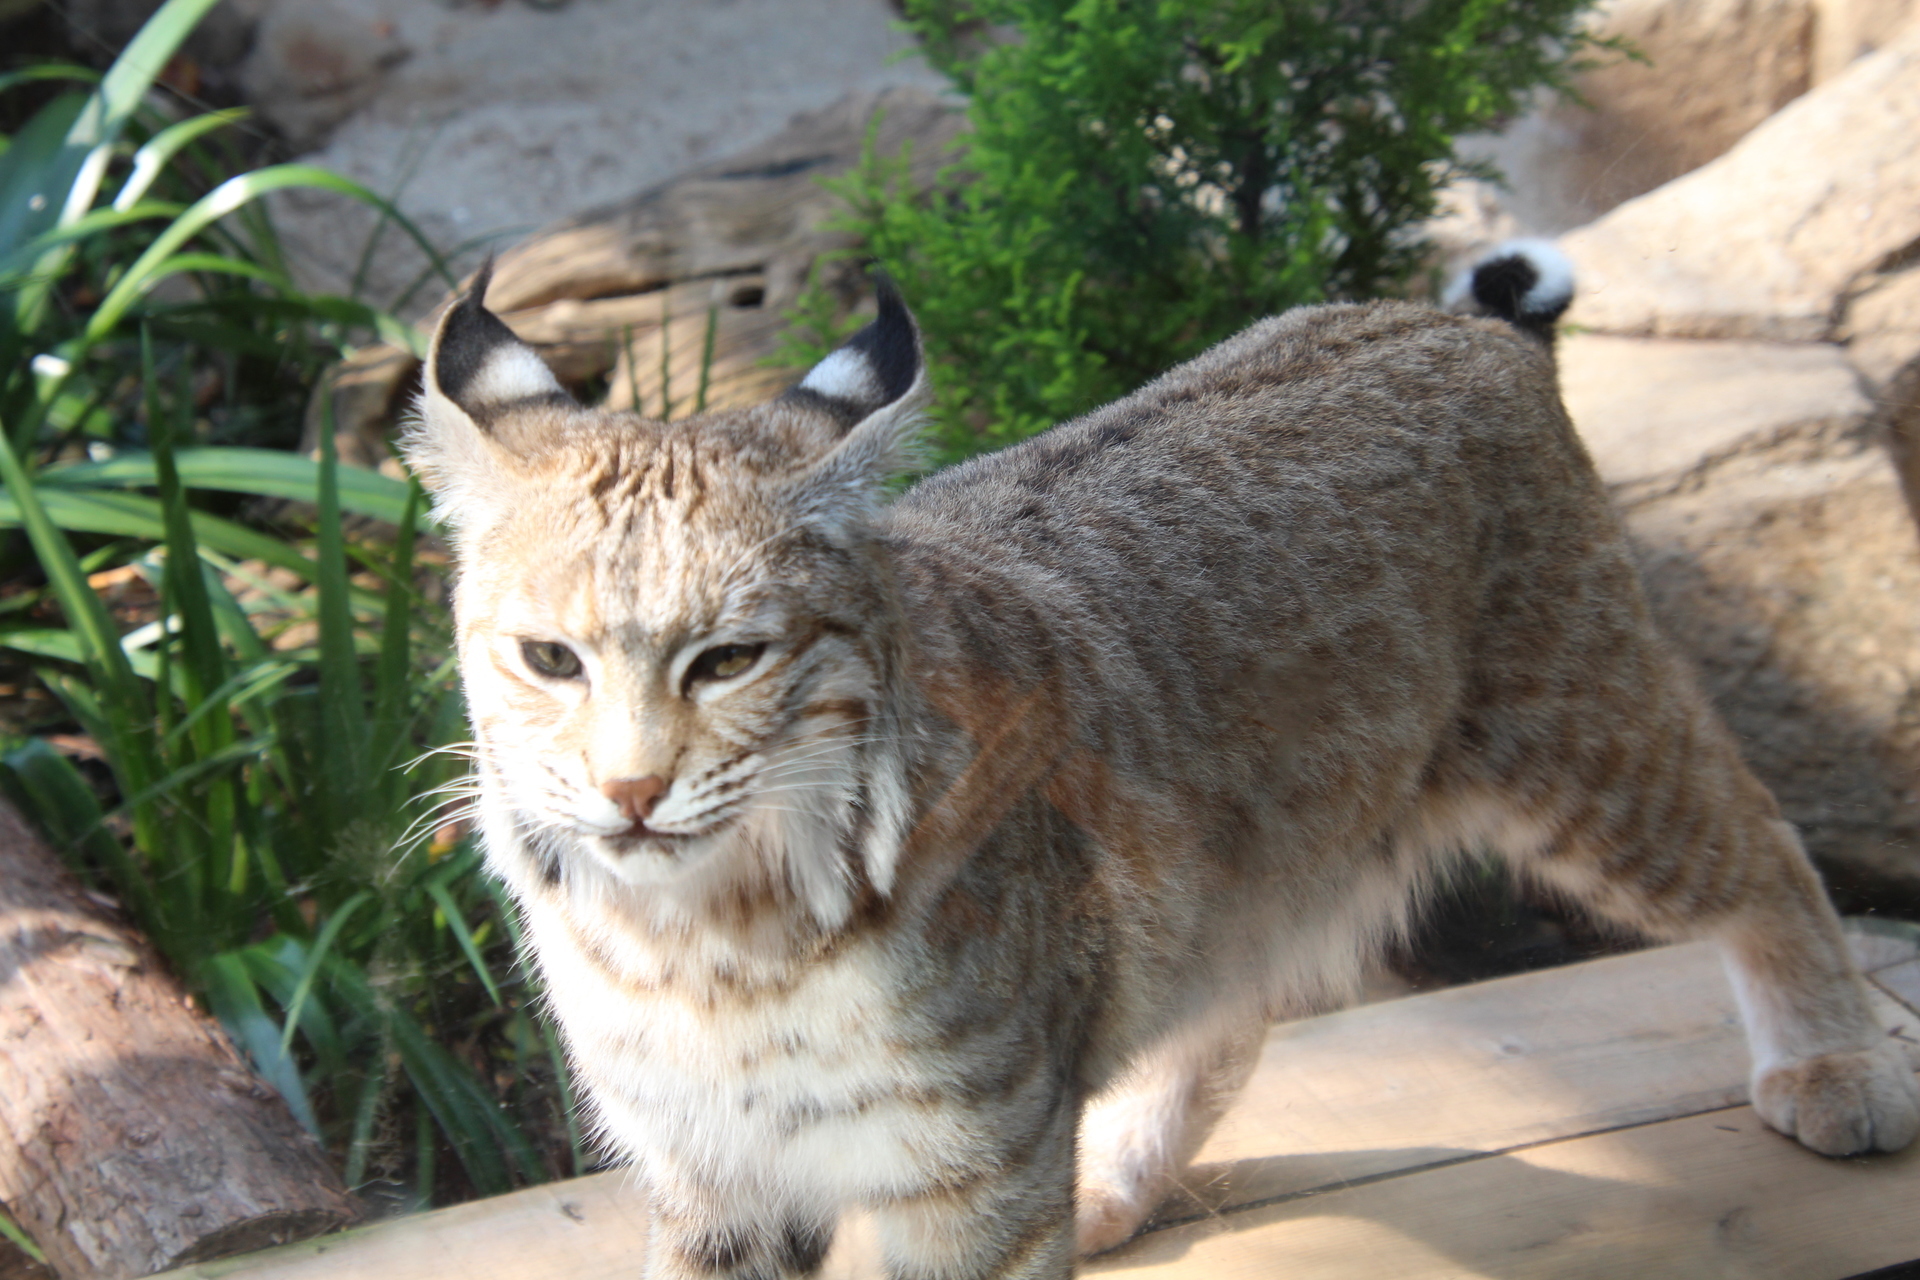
1445, 239, 1574, 343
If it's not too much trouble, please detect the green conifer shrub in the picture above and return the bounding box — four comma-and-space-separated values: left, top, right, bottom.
792, 0, 1608, 463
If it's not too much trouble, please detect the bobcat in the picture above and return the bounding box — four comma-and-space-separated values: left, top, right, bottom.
406, 245, 1919, 1279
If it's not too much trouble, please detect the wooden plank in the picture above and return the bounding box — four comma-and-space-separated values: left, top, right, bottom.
165, 1176, 646, 1280
1873, 958, 1920, 1018
152, 940, 1920, 1280
1158, 940, 1916, 1222
1090, 1107, 1920, 1280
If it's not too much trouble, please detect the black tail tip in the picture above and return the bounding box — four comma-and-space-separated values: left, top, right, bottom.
1452, 239, 1574, 338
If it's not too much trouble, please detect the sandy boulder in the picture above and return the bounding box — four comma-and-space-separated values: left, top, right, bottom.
1560, 333, 1920, 908
264, 0, 942, 313
1462, 0, 1816, 234
1841, 266, 1920, 390
1558, 18, 1920, 340
237, 0, 410, 152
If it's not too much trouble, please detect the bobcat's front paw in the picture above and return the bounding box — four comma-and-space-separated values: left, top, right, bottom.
1753, 1044, 1920, 1156
1075, 1178, 1156, 1257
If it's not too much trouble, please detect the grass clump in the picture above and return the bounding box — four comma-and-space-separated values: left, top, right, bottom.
0, 0, 584, 1211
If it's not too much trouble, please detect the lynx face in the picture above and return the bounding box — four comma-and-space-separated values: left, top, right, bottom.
409, 277, 925, 925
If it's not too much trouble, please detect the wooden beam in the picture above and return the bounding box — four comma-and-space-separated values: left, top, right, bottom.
1090, 1109, 1920, 1279
148, 936, 1920, 1280
0, 800, 356, 1278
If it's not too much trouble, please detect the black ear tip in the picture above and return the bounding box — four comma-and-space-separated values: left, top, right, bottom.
461, 255, 499, 312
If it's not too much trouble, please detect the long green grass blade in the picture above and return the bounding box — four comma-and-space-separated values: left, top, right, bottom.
201, 951, 320, 1134
276, 892, 371, 1056
0, 1207, 44, 1265
425, 879, 503, 1008
0, 486, 323, 580
147, 333, 230, 705
387, 1012, 517, 1194
0, 200, 186, 280
0, 93, 86, 277
160, 660, 294, 750
0, 627, 161, 681
244, 940, 346, 1077
85, 165, 457, 345
40, 446, 418, 524
0, 415, 164, 888
114, 107, 249, 211
2, 0, 222, 366
0, 433, 137, 682
100, 734, 269, 834
313, 387, 367, 836
372, 480, 422, 785
64, 0, 225, 169
0, 64, 99, 96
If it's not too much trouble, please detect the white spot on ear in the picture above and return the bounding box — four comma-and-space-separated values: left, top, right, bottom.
799, 348, 878, 403
471, 343, 562, 404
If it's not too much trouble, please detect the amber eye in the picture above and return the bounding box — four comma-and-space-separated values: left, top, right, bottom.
685, 643, 766, 691
521, 639, 583, 680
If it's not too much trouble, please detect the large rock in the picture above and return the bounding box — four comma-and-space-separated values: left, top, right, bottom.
1462, 0, 1816, 233
1560, 333, 1920, 908
1456, 0, 1919, 238
1813, 0, 1920, 77
1558, 334, 1867, 492
1841, 264, 1920, 389
1559, 18, 1920, 340
237, 0, 410, 152
265, 0, 944, 313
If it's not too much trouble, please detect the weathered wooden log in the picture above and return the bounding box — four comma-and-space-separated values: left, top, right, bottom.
0, 798, 356, 1279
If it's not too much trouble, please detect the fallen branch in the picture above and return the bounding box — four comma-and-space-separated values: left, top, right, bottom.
0, 798, 356, 1278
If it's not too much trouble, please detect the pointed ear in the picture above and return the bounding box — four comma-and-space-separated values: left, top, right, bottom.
404, 260, 576, 531
788, 276, 928, 440
781, 279, 930, 538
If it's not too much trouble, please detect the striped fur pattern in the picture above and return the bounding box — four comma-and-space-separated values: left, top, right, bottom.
407, 253, 1917, 1278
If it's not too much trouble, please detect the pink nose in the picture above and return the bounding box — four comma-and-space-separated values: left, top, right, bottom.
602, 775, 669, 825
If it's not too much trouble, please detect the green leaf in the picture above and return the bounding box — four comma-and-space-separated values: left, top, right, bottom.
0, 414, 164, 899
85, 165, 457, 347
39, 446, 420, 525
0, 1207, 45, 1265
276, 892, 372, 1056
201, 951, 321, 1134
313, 386, 368, 836
0, 486, 322, 580
114, 107, 249, 212
426, 878, 504, 1008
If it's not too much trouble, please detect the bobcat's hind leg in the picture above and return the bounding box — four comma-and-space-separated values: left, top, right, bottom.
1711, 820, 1918, 1155
1074, 1016, 1263, 1256
1497, 698, 1920, 1157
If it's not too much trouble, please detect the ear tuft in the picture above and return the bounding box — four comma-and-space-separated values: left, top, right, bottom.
777, 278, 930, 541
429, 258, 571, 427
791, 275, 924, 426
